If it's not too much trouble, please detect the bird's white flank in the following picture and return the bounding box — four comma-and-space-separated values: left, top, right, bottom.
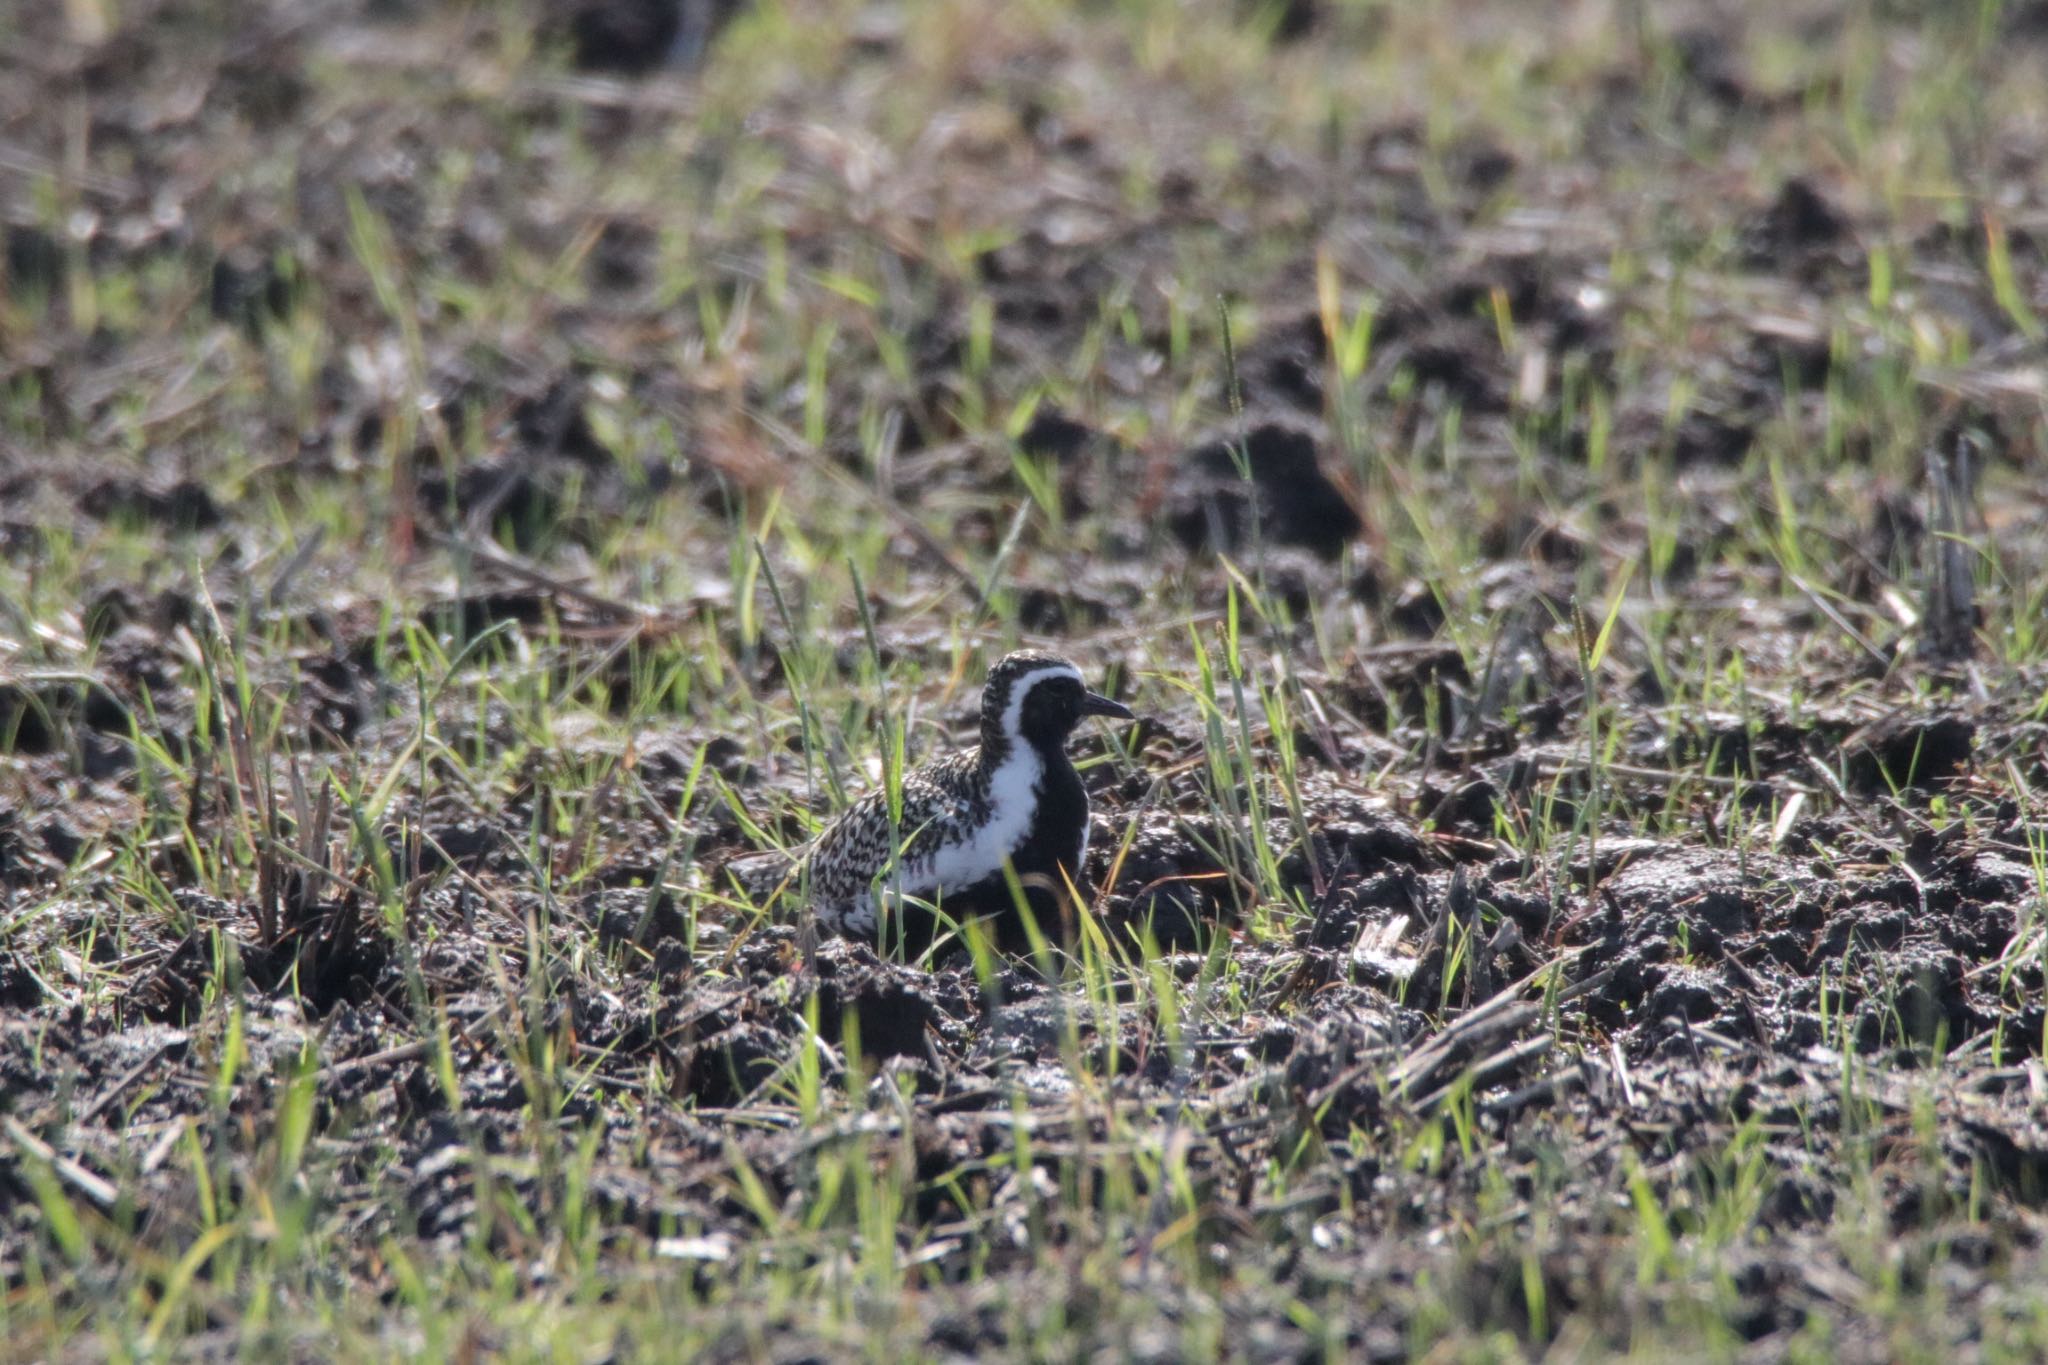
907, 744, 1044, 896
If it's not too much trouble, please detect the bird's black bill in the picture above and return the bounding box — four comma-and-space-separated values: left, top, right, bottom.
1080, 691, 1135, 721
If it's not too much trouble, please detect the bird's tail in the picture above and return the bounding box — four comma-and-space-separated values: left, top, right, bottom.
719, 847, 805, 907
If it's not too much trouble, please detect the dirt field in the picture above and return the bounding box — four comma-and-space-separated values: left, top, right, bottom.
4, 0, 2048, 1358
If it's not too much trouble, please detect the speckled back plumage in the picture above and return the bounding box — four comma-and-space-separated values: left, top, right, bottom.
803, 749, 991, 911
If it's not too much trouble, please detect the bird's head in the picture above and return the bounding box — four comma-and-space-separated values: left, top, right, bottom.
982, 650, 1134, 752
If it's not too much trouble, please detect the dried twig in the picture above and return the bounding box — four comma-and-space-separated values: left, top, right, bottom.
4, 1117, 120, 1209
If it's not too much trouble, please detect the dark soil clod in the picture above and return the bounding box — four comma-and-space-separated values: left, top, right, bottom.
1167, 421, 1362, 559
1841, 712, 1975, 793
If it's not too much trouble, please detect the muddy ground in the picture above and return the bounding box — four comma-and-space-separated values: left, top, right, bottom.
4, 0, 2048, 1359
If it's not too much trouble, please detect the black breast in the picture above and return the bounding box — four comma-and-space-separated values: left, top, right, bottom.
891, 742, 1092, 956
1003, 748, 1090, 891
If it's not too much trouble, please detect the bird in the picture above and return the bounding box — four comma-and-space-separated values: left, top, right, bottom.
727, 650, 1134, 956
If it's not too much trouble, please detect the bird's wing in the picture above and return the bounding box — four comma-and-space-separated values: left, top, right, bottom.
806, 752, 985, 904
